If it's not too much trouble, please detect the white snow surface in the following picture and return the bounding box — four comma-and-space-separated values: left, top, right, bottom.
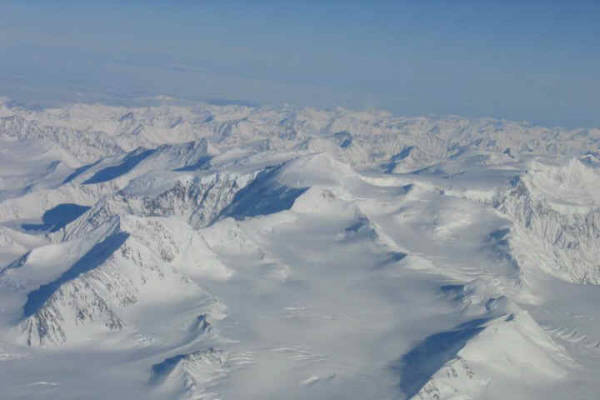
1, 98, 600, 399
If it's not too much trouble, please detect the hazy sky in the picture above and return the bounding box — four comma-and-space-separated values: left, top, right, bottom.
1, 1, 599, 127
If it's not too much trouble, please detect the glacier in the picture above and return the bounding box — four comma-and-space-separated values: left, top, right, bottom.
0, 98, 600, 399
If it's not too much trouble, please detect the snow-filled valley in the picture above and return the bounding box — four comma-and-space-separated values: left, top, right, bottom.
1, 98, 600, 399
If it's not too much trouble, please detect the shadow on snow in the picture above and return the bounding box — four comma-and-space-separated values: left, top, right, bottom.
22, 232, 129, 318
391, 318, 489, 398
22, 203, 90, 233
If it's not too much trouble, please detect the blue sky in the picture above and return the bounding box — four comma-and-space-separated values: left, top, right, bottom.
1, 1, 599, 127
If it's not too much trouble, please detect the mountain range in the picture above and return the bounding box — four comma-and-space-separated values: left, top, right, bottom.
1, 98, 599, 399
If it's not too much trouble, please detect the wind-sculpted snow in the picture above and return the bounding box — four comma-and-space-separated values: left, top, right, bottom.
150, 348, 232, 399
1, 98, 600, 399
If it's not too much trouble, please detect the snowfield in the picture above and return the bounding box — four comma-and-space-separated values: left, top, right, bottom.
1, 98, 600, 399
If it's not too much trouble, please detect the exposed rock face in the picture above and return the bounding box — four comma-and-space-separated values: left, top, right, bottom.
19, 216, 220, 347
496, 160, 600, 284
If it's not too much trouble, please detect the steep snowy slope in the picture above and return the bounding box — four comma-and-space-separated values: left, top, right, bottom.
407, 309, 573, 400
1, 98, 600, 399
496, 159, 600, 284
9, 215, 223, 347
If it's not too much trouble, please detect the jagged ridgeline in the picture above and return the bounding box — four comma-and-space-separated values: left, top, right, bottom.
0, 99, 600, 399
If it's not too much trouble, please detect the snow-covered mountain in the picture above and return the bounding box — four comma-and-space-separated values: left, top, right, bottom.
1, 98, 600, 399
